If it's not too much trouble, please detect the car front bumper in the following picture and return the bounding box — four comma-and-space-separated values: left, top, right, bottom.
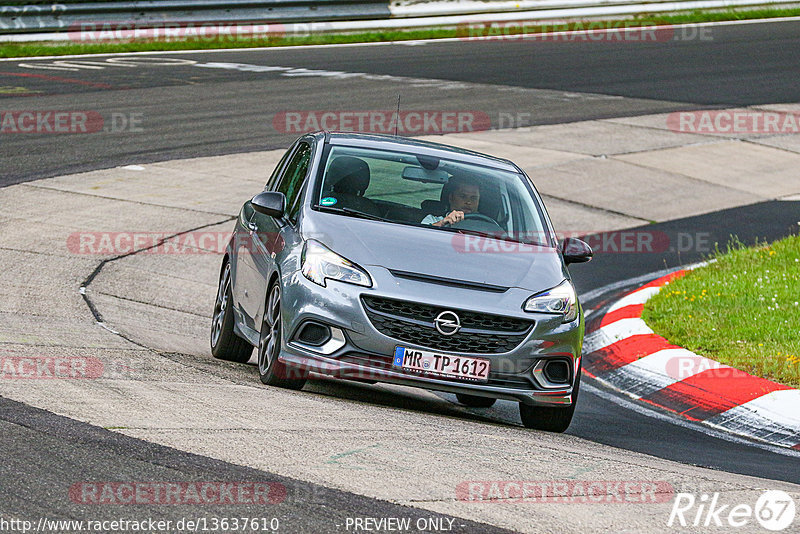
278, 266, 583, 407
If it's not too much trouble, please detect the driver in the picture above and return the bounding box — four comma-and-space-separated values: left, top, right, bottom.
422, 175, 481, 227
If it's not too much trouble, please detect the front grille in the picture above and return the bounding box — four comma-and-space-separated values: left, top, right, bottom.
361, 296, 533, 354
338, 352, 536, 390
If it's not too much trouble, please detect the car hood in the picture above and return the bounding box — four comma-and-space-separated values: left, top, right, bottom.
302, 213, 567, 293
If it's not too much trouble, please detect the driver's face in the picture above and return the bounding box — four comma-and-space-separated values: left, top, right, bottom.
449, 184, 480, 213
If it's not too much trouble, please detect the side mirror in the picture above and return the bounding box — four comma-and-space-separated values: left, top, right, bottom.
562, 237, 593, 265
251, 191, 286, 218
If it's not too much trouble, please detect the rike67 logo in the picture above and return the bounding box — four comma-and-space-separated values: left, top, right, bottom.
668, 490, 796, 531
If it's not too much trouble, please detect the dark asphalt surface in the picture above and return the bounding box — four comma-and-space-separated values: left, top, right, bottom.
1, 18, 799, 530
0, 397, 513, 533
3, 18, 800, 185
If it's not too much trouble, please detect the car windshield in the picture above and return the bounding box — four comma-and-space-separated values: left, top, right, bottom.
314, 145, 555, 247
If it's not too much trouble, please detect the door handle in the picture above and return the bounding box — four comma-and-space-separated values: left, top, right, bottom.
247, 221, 257, 231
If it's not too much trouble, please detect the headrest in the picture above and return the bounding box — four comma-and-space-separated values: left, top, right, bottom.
328, 156, 370, 196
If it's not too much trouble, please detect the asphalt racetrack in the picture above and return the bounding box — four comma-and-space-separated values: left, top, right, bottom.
1, 17, 800, 533
3, 18, 800, 185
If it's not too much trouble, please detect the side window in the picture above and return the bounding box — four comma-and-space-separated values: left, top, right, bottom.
276, 142, 312, 222
266, 147, 294, 191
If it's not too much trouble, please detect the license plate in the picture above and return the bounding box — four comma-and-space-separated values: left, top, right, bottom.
392, 346, 490, 382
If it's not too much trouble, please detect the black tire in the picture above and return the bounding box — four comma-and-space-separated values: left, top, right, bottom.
210, 261, 253, 363
519, 368, 581, 432
456, 393, 497, 408
257, 283, 307, 390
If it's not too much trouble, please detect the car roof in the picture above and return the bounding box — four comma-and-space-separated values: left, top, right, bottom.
323, 131, 521, 173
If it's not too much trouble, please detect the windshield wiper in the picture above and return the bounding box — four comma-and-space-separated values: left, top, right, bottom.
315, 205, 388, 222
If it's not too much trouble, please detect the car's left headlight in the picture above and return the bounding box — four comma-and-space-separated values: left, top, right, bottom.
523, 280, 578, 322
301, 240, 372, 288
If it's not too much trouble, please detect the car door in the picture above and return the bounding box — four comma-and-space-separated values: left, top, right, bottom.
238, 139, 314, 331
231, 143, 294, 334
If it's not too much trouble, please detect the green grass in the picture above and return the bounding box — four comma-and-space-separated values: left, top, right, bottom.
642, 235, 800, 388
2, 7, 800, 58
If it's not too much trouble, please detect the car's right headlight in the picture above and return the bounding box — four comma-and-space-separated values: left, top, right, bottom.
301, 240, 372, 288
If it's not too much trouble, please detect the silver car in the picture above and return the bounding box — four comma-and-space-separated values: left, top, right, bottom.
211, 132, 592, 432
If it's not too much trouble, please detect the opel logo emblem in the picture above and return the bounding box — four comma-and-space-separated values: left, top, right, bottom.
434, 311, 461, 336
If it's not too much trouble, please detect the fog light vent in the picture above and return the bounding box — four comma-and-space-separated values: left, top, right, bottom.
543, 360, 570, 384
295, 322, 331, 346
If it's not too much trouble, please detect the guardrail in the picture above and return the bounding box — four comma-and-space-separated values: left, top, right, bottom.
1, 0, 797, 39
0, 1, 391, 33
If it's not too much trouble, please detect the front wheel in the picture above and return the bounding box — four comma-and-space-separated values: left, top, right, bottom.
257, 283, 307, 390
519, 370, 580, 432
210, 262, 253, 363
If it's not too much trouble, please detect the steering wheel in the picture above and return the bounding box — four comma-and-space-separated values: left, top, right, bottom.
450, 212, 504, 232
461, 213, 496, 225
